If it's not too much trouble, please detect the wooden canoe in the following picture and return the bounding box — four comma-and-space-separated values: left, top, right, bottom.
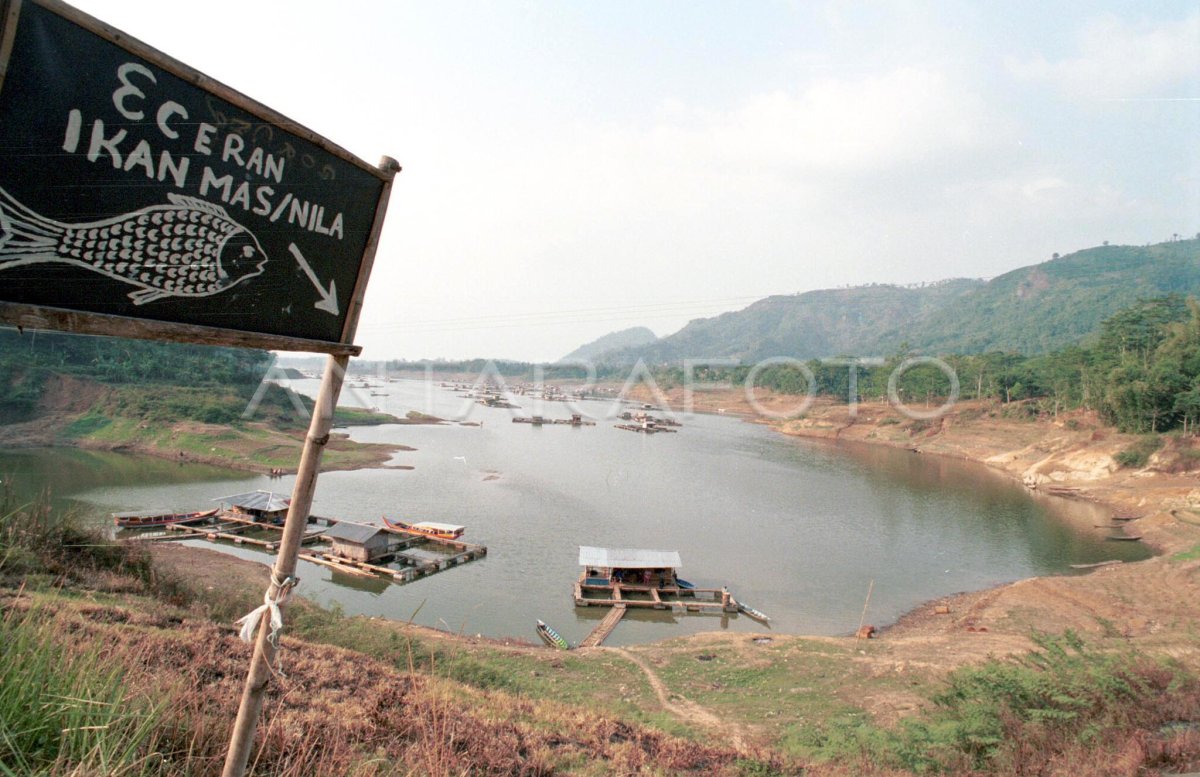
113, 507, 218, 528
737, 602, 771, 623
536, 619, 571, 650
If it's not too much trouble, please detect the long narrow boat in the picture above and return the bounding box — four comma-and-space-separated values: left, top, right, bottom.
737, 602, 771, 623
113, 507, 218, 529
536, 619, 571, 650
381, 516, 466, 540
1069, 559, 1123, 570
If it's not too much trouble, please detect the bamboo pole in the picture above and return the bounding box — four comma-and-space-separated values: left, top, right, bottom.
856, 579, 874, 640
219, 154, 398, 777
220, 351, 349, 777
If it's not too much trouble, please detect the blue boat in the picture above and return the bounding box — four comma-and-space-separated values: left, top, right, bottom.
536, 619, 571, 650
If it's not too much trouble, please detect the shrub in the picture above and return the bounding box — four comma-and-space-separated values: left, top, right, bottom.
891, 631, 1200, 773
1115, 435, 1163, 468
0, 497, 191, 604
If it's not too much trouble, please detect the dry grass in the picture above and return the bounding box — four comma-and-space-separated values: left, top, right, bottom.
2, 592, 775, 776
15, 581, 1199, 776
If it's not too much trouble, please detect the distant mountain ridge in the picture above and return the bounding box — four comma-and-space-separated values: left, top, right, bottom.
558, 326, 658, 363
583, 239, 1200, 365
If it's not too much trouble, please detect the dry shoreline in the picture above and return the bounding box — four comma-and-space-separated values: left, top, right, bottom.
620, 387, 1200, 656
632, 385, 1200, 552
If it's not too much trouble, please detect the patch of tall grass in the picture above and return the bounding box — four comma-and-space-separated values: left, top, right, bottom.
0, 606, 168, 776
0, 491, 191, 604
808, 631, 1200, 775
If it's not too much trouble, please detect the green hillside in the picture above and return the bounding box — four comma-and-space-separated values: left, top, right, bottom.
0, 331, 271, 424
877, 240, 1200, 354
595, 239, 1200, 364
0, 332, 399, 471
597, 279, 983, 364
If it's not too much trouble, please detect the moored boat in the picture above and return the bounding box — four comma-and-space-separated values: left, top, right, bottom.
113, 507, 218, 529
737, 602, 771, 623
381, 517, 466, 540
536, 619, 571, 650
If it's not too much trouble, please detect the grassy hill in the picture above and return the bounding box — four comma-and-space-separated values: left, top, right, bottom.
594, 239, 1200, 365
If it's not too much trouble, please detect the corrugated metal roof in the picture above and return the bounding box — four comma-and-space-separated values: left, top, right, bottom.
578, 546, 681, 569
211, 490, 291, 512
325, 522, 386, 544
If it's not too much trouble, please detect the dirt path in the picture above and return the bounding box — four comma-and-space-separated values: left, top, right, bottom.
605, 646, 749, 751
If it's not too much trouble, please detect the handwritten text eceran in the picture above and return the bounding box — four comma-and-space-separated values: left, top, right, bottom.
59, 63, 345, 240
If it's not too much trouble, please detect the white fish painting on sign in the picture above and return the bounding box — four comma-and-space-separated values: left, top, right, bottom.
0, 187, 267, 305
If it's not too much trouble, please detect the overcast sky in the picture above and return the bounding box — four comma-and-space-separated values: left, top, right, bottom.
72, 1, 1200, 362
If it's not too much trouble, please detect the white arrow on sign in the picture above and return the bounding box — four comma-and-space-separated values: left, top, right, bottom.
287, 243, 339, 316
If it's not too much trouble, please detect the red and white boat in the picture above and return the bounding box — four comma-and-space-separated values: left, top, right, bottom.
381, 517, 466, 540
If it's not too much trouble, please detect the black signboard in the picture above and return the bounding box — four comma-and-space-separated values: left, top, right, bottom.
0, 0, 395, 351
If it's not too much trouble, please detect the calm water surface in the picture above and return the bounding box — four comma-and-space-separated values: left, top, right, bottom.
2, 378, 1150, 646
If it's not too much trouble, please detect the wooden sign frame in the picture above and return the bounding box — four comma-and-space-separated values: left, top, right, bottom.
0, 0, 399, 354
0, 3, 402, 773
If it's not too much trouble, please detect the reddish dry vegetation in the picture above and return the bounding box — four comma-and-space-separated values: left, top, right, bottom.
6, 595, 771, 776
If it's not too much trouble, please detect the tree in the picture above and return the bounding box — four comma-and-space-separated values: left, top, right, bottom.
1094, 296, 1188, 367
1174, 384, 1200, 435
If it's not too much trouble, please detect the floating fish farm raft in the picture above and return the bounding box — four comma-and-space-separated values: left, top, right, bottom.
128, 491, 486, 585
571, 546, 751, 646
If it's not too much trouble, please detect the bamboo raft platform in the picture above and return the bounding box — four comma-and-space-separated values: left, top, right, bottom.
579, 604, 626, 648
296, 549, 446, 582
617, 412, 681, 428
155, 510, 486, 585
161, 518, 322, 551
614, 423, 676, 434
574, 580, 736, 614
512, 415, 596, 426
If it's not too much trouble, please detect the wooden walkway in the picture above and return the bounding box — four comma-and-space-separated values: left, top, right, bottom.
579, 604, 626, 648
161, 519, 326, 551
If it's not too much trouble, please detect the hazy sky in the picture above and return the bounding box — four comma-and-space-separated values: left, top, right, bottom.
71, 1, 1200, 362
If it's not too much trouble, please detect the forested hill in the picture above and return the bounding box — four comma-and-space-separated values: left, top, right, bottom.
873, 239, 1200, 355
592, 239, 1200, 365
0, 331, 271, 423
597, 279, 985, 364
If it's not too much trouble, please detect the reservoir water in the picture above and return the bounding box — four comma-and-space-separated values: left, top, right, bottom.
1, 378, 1150, 646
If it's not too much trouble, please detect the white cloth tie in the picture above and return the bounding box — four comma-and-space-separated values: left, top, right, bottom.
235, 575, 298, 648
